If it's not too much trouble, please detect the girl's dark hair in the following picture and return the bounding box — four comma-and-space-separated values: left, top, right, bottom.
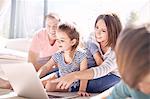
95, 13, 122, 49
58, 23, 80, 51
115, 24, 150, 88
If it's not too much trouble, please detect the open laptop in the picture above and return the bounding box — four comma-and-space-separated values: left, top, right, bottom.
1, 62, 78, 99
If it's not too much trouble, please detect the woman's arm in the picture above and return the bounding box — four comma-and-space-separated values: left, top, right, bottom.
51, 68, 94, 90
93, 51, 103, 66
92, 51, 118, 79
38, 58, 56, 78
75, 51, 117, 80
87, 41, 103, 66
52, 51, 117, 89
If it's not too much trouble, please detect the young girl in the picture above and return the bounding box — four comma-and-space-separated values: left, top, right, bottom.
107, 24, 150, 99
52, 13, 122, 93
85, 13, 122, 69
38, 23, 89, 96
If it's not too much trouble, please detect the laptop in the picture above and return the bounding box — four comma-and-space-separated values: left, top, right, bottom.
1, 62, 78, 99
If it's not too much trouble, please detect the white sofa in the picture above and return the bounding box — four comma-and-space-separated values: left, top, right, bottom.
0, 37, 31, 79
0, 37, 31, 60
1, 37, 31, 52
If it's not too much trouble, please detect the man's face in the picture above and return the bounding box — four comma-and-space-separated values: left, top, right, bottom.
46, 18, 59, 39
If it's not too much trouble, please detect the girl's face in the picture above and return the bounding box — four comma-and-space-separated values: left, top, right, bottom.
95, 19, 108, 45
137, 73, 150, 94
46, 18, 59, 39
56, 30, 76, 52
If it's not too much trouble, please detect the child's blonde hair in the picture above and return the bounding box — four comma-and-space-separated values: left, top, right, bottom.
115, 24, 150, 88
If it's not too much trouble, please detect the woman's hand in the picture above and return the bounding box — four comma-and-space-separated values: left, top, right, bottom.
51, 72, 77, 90
77, 91, 90, 96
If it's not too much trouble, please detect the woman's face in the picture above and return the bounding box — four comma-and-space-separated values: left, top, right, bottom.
46, 17, 59, 39
95, 19, 108, 45
137, 73, 150, 94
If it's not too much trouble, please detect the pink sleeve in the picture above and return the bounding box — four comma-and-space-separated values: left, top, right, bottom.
29, 32, 41, 53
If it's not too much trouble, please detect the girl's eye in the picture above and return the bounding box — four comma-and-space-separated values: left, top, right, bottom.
60, 40, 64, 42
95, 26, 99, 29
102, 30, 106, 32
56, 39, 64, 43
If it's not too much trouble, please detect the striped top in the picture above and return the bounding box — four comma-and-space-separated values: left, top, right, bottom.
52, 49, 86, 77
87, 42, 120, 79
51, 49, 87, 90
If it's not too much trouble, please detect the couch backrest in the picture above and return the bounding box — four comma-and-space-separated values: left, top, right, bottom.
5, 38, 31, 52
